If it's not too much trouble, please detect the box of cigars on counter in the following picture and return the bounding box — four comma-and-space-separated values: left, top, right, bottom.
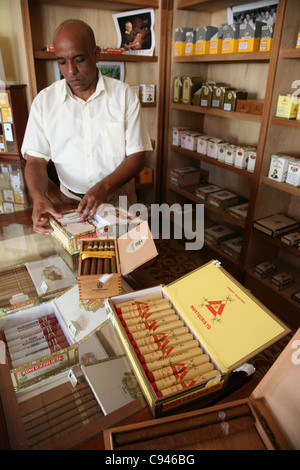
78, 220, 158, 300
106, 260, 289, 418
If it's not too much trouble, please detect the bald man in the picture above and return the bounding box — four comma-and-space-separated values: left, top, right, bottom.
22, 19, 152, 234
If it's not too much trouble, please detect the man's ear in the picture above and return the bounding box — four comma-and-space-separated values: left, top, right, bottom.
94, 46, 101, 62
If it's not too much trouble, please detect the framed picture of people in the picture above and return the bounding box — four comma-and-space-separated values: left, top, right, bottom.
227, 0, 278, 26
113, 8, 155, 56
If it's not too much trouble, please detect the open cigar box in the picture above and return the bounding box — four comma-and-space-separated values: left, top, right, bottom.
105, 260, 290, 418
104, 328, 300, 450
0, 296, 148, 450
0, 254, 77, 316
77, 220, 158, 300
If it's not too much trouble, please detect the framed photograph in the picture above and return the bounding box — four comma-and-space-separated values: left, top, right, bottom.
227, 1, 278, 26
96, 61, 125, 81
113, 8, 155, 56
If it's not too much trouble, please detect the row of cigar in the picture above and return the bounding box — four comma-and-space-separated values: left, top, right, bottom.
81, 240, 117, 276
0, 313, 69, 369
114, 293, 220, 398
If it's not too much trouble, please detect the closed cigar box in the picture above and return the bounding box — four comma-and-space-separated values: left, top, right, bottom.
199, 82, 215, 107
173, 76, 182, 103
207, 190, 240, 209
236, 100, 264, 115
221, 23, 239, 54
77, 221, 158, 300
211, 84, 230, 109
174, 27, 194, 56
224, 89, 248, 112
220, 236, 243, 261
0, 255, 77, 316
259, 24, 274, 52
238, 22, 264, 53
104, 328, 300, 450
185, 30, 195, 56
280, 231, 300, 246
169, 166, 200, 186
276, 94, 298, 119
195, 26, 218, 55
254, 261, 276, 279
253, 214, 299, 237
285, 158, 300, 187
207, 137, 227, 159
271, 272, 294, 291
182, 76, 203, 105
105, 260, 289, 418
227, 202, 249, 222
209, 28, 223, 54
204, 225, 237, 247
194, 184, 222, 201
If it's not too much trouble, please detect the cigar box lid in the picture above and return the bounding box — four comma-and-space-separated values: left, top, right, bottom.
163, 260, 289, 374
249, 328, 300, 450
117, 220, 158, 276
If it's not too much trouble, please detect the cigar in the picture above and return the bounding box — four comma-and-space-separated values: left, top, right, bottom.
127, 320, 186, 342
156, 369, 221, 397
6, 326, 64, 353
147, 353, 211, 382
121, 308, 176, 327
3, 315, 57, 342
142, 347, 205, 373
115, 294, 163, 308
117, 298, 172, 315
11, 341, 69, 369
97, 241, 104, 274
123, 313, 182, 335
90, 241, 99, 275
8, 334, 67, 361
138, 339, 201, 365
82, 242, 93, 275
109, 241, 117, 273
130, 327, 190, 348
134, 332, 194, 356
151, 361, 215, 392
103, 241, 110, 273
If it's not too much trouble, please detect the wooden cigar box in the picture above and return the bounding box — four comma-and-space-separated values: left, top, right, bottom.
103, 328, 300, 450
0, 254, 77, 316
78, 221, 158, 300
0, 285, 111, 390
105, 260, 289, 418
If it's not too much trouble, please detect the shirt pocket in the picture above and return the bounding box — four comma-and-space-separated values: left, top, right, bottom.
103, 122, 125, 158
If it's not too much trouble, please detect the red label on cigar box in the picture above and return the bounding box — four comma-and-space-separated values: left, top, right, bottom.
106, 261, 289, 417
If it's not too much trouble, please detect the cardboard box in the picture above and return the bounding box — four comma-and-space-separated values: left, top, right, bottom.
0, 285, 109, 389
220, 236, 243, 261
195, 184, 222, 201
105, 260, 289, 418
199, 82, 214, 107
139, 84, 155, 103
185, 30, 196, 56
221, 23, 239, 53
234, 147, 250, 169
104, 328, 299, 449
236, 100, 264, 115
169, 166, 200, 186
280, 231, 300, 246
77, 221, 158, 300
173, 76, 183, 103
227, 202, 248, 222
247, 149, 257, 172
197, 135, 213, 155
238, 22, 264, 52
184, 132, 203, 151
224, 89, 248, 112
207, 190, 240, 209
209, 27, 223, 54
225, 145, 238, 165
204, 225, 237, 247
253, 214, 299, 237
172, 126, 190, 146
0, 255, 77, 316
135, 166, 153, 185
207, 138, 227, 159
217, 143, 229, 162
211, 85, 230, 109
182, 76, 203, 105
271, 272, 294, 291
254, 260, 276, 279
259, 24, 273, 52
174, 28, 194, 56
285, 158, 300, 187
268, 154, 292, 182
276, 94, 298, 119
195, 26, 218, 55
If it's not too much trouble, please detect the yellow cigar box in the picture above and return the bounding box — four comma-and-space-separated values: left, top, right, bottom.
105, 260, 289, 418
135, 166, 153, 185
0, 254, 77, 316
174, 27, 194, 56
78, 221, 158, 300
238, 22, 264, 53
276, 94, 298, 119
221, 24, 240, 54
185, 30, 195, 56
104, 328, 299, 450
195, 26, 218, 55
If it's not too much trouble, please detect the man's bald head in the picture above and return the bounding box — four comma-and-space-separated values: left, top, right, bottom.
53, 19, 96, 50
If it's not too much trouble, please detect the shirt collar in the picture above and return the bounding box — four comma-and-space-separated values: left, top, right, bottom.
60, 70, 106, 103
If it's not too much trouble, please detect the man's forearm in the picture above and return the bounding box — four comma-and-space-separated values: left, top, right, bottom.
24, 156, 49, 200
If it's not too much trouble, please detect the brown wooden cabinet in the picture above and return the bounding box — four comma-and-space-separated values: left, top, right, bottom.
163, 0, 299, 326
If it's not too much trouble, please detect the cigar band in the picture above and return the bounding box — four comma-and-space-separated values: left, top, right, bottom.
81, 251, 115, 260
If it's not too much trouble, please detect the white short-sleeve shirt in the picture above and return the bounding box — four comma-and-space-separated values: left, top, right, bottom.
21, 72, 153, 194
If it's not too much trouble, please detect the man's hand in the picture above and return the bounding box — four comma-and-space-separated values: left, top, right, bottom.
31, 195, 62, 234
76, 181, 110, 220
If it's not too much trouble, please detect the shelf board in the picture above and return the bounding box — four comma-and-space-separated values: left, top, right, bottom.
168, 183, 246, 228
171, 145, 255, 179
270, 116, 300, 129
260, 176, 300, 197
176, 0, 262, 12
34, 51, 158, 62
171, 103, 263, 123
280, 48, 300, 59
29, 0, 159, 10
173, 51, 271, 63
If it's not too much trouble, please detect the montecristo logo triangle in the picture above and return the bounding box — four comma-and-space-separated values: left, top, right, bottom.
205, 300, 225, 317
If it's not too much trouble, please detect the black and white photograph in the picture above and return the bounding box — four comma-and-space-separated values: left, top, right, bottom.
227, 0, 278, 26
